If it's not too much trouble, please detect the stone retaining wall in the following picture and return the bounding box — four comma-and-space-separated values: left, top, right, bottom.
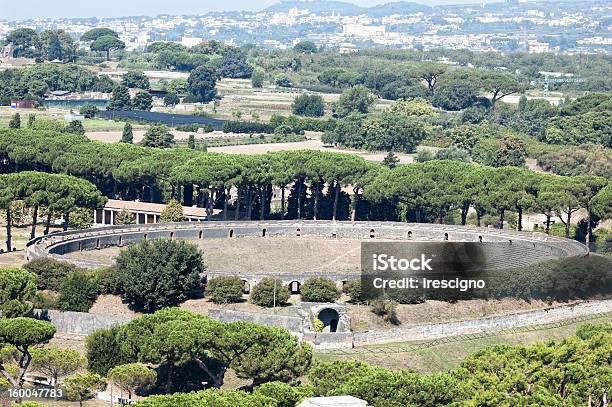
353, 300, 612, 345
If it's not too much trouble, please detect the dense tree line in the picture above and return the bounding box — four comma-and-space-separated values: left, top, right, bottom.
1, 129, 609, 240
0, 171, 106, 251
0, 64, 113, 105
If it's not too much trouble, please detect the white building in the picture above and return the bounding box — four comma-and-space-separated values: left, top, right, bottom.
342, 24, 386, 38
181, 36, 203, 47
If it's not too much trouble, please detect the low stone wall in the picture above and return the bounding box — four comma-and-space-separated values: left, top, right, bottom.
32, 309, 133, 335
353, 300, 612, 345
206, 309, 305, 335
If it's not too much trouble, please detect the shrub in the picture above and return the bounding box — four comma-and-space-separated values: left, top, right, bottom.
222, 121, 275, 134
108, 363, 157, 399
24, 258, 81, 291
300, 278, 340, 303
343, 280, 364, 304
159, 199, 185, 223
254, 382, 315, 407
292, 94, 325, 117
116, 239, 203, 312
64, 372, 107, 405
114, 209, 136, 225
250, 278, 289, 307
57, 271, 100, 312
206, 276, 244, 304
371, 299, 400, 324
86, 327, 127, 376
79, 104, 99, 118
94, 267, 123, 295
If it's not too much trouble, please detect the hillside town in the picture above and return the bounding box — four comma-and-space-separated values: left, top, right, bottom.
1, 0, 610, 54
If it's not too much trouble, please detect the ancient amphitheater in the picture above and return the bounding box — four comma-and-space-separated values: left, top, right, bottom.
26, 220, 590, 293
25, 220, 608, 349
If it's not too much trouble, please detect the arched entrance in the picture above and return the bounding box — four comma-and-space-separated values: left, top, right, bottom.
289, 281, 301, 294
242, 279, 250, 294
317, 308, 340, 332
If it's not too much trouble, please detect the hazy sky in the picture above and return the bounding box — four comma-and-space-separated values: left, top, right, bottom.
1, 0, 484, 20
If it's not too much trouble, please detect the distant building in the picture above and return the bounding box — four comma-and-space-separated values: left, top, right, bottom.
10, 100, 34, 109
342, 24, 386, 38
1, 44, 15, 58
298, 396, 369, 407
181, 36, 203, 47
64, 114, 85, 122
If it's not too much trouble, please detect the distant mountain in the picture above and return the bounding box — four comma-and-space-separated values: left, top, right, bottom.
263, 0, 365, 15
367, 2, 432, 17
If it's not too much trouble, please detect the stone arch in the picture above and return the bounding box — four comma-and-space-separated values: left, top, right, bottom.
317, 308, 340, 332
289, 281, 301, 294
242, 279, 250, 294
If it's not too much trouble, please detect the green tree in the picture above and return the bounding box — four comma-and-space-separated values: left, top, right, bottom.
131, 91, 153, 111
8, 113, 20, 129
141, 124, 174, 148
0, 268, 37, 318
0, 318, 56, 392
159, 199, 184, 222
294, 40, 318, 54
115, 209, 136, 225
23, 258, 80, 291
90, 35, 125, 61
250, 277, 289, 307
411, 62, 448, 94
187, 134, 196, 149
121, 71, 150, 90
480, 71, 524, 106
64, 372, 107, 407
30, 347, 84, 389
79, 104, 99, 118
64, 120, 85, 135
57, 271, 100, 312
206, 276, 244, 304
34, 29, 75, 62
6, 28, 38, 57
163, 91, 180, 107
382, 152, 400, 169
432, 80, 477, 111
251, 69, 265, 88
300, 278, 340, 302
108, 363, 157, 399
335, 85, 375, 117
85, 327, 127, 376
107, 84, 132, 111
187, 65, 217, 103
80, 28, 119, 42
115, 239, 203, 312
121, 123, 133, 143
254, 382, 315, 407
292, 94, 325, 117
